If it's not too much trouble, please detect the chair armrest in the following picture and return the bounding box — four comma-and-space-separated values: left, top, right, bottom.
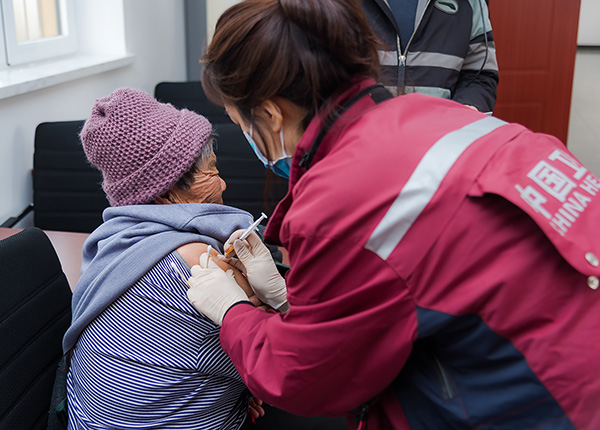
1, 204, 34, 228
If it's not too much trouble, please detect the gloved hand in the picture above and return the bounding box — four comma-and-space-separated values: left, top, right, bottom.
187, 252, 249, 325
221, 230, 289, 312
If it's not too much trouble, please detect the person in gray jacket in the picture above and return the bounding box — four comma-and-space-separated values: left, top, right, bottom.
362, 0, 499, 113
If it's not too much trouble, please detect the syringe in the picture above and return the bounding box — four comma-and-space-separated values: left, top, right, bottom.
225, 212, 268, 257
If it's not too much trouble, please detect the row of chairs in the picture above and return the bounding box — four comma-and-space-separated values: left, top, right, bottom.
3, 82, 287, 233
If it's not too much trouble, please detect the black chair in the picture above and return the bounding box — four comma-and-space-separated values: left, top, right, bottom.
0, 227, 72, 430
32, 121, 109, 233
155, 82, 287, 219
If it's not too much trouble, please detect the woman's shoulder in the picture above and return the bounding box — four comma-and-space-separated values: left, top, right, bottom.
176, 242, 229, 271
176, 242, 253, 296
176, 242, 209, 267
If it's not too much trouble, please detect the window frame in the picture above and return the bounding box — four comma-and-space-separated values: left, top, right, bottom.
1, 0, 77, 66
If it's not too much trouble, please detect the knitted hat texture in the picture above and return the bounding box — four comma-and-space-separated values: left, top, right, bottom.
80, 88, 212, 206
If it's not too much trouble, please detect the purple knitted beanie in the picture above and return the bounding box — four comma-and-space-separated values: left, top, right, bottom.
80, 88, 212, 206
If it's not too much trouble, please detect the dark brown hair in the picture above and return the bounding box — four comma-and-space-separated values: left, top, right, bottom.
201, 0, 381, 130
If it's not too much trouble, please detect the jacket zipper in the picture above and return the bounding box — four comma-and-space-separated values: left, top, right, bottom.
432, 352, 456, 400
356, 403, 369, 430
396, 0, 432, 89
396, 35, 405, 91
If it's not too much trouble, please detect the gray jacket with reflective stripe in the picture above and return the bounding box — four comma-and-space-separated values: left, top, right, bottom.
362, 0, 499, 113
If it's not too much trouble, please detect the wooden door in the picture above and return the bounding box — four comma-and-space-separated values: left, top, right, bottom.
488, 0, 581, 144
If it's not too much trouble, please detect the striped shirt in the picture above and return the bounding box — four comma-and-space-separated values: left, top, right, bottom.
67, 252, 249, 429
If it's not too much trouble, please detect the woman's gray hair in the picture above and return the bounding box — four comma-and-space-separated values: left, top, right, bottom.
171, 130, 217, 192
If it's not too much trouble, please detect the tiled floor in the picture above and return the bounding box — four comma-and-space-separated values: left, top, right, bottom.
567, 48, 600, 177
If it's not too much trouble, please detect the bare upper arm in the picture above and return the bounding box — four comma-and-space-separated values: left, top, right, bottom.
176, 242, 253, 297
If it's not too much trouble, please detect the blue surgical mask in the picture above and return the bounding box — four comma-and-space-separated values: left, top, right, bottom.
243, 126, 269, 168
243, 123, 292, 179
270, 153, 291, 179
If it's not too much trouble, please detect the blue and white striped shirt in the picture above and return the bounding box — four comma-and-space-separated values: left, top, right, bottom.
67, 252, 249, 429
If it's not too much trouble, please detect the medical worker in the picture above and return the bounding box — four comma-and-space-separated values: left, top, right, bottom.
187, 0, 600, 428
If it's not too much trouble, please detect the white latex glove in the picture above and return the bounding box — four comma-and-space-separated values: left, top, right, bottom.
221, 230, 289, 312
187, 252, 249, 325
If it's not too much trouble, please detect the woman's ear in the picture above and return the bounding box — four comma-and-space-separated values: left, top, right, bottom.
255, 99, 283, 133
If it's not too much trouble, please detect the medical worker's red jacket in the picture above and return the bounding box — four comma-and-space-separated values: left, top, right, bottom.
221, 79, 600, 429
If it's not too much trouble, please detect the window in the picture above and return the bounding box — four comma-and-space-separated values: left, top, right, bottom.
1, 0, 77, 65
0, 0, 132, 100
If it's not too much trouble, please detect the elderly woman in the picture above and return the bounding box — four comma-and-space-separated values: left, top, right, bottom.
62, 88, 262, 429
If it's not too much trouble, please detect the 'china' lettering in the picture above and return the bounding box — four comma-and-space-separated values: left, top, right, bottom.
516, 150, 597, 237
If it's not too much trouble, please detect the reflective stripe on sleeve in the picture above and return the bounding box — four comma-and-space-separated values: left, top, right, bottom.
463, 42, 498, 71
365, 116, 507, 260
408, 51, 464, 72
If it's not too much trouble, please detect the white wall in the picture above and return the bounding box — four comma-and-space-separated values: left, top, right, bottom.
0, 0, 187, 225
578, 0, 600, 46
206, 0, 240, 43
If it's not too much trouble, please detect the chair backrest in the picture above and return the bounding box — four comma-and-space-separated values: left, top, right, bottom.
0, 227, 72, 430
33, 121, 109, 233
155, 82, 287, 219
